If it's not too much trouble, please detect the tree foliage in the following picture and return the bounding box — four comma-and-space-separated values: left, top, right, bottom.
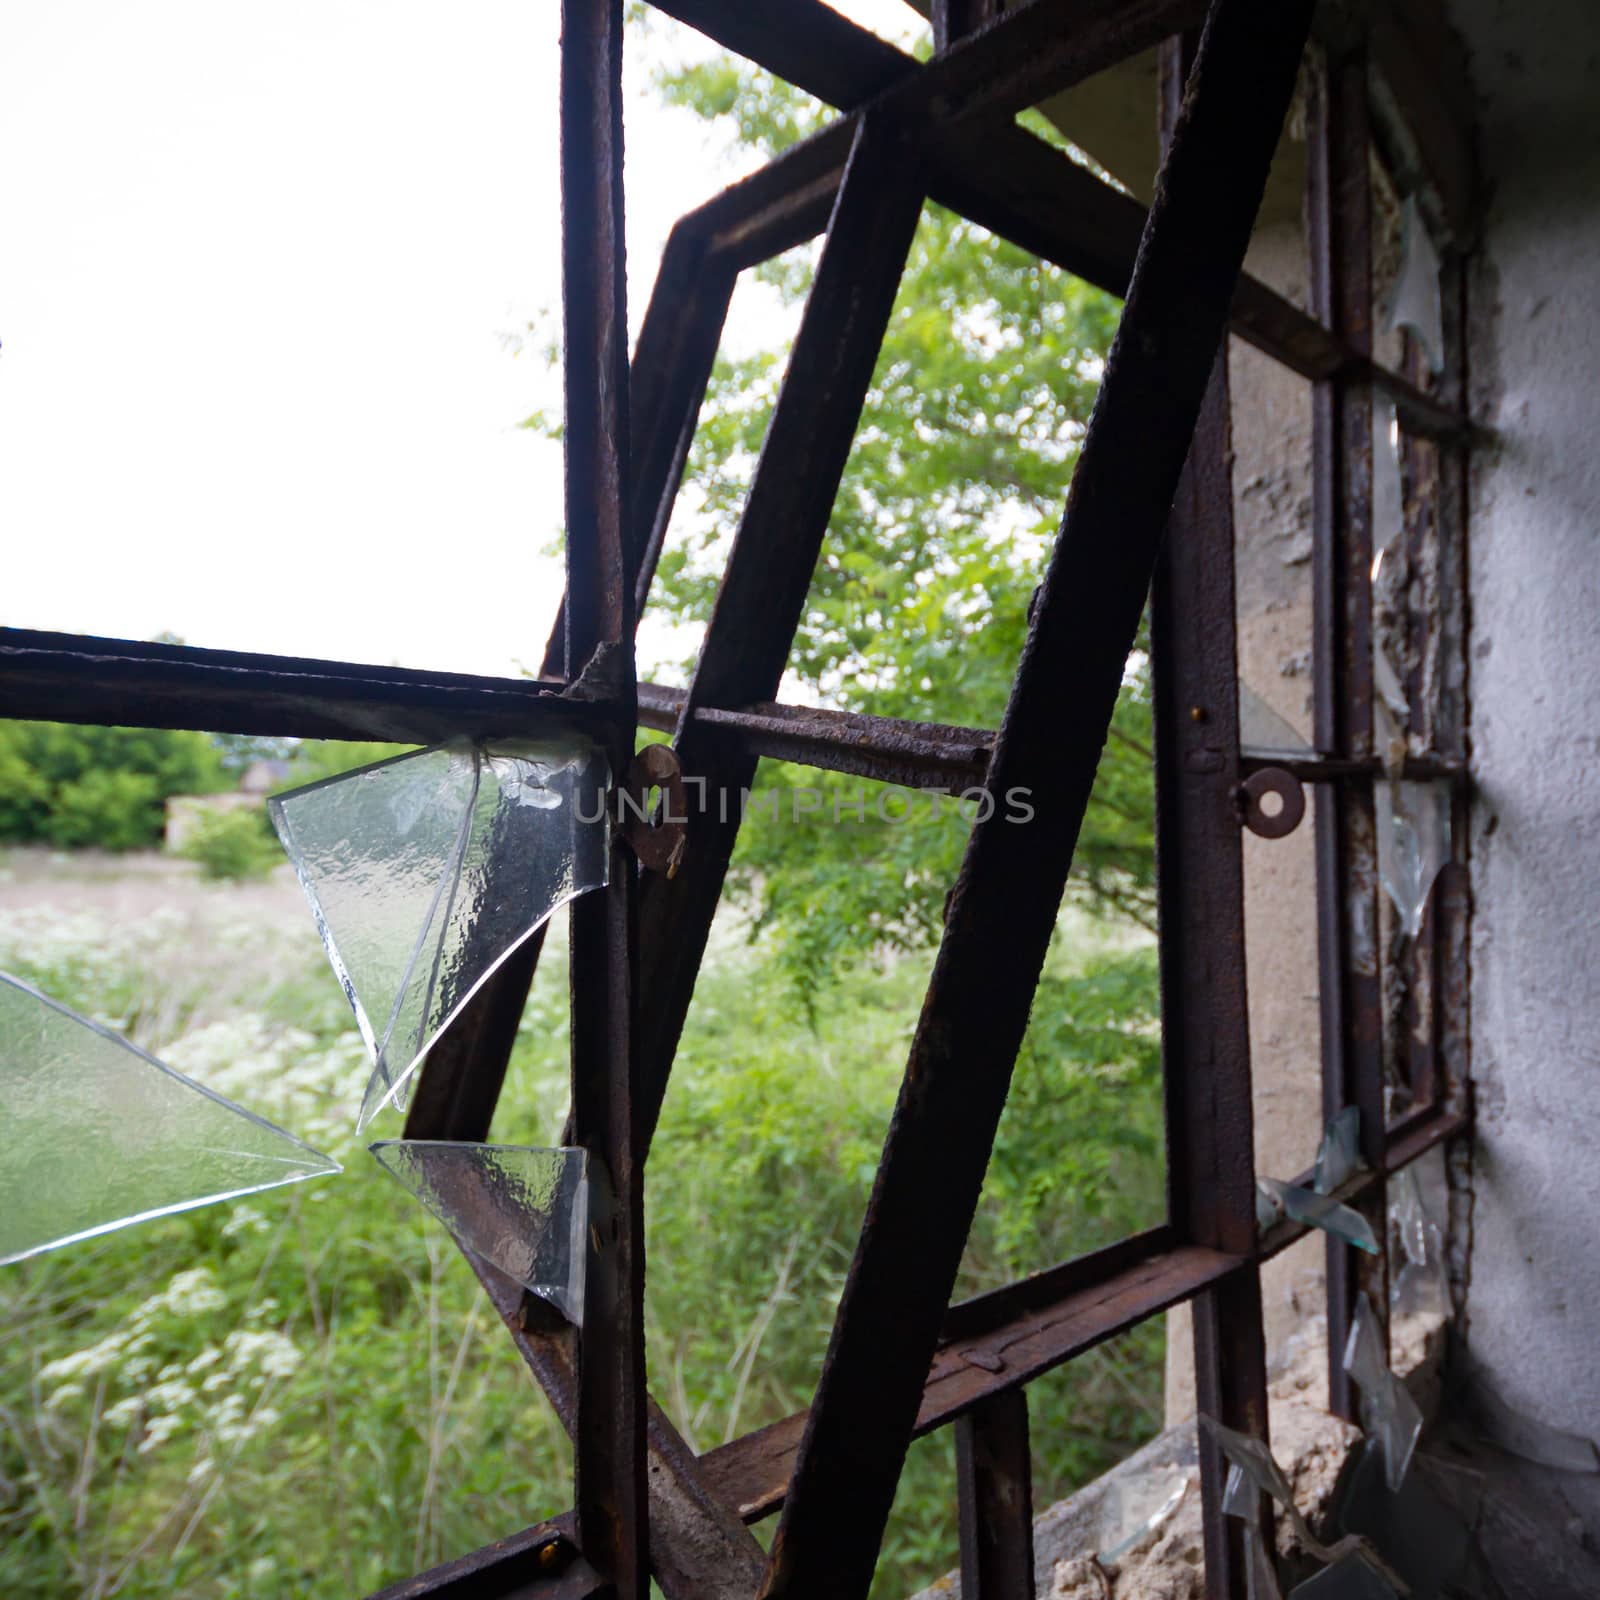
643, 56, 1155, 1006
0, 722, 230, 851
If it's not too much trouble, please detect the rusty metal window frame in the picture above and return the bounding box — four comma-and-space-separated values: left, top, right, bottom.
0, 2, 1476, 1597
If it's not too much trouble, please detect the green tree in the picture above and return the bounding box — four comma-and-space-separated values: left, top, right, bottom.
639, 53, 1153, 1007
0, 722, 230, 851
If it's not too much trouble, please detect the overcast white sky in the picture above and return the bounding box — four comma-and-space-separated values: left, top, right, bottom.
1, 0, 920, 682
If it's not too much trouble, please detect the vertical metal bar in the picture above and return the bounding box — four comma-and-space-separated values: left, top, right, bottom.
1309, 42, 1389, 1421
956, 1388, 1035, 1600
1152, 34, 1268, 1600
933, 0, 1005, 51
561, 2, 646, 1595
1434, 253, 1472, 1120
760, 5, 1315, 1593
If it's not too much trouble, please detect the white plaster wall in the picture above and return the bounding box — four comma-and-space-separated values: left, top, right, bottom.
1454, 0, 1600, 1447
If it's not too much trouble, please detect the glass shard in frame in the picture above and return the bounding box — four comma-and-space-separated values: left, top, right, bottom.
270, 737, 610, 1129
371, 1140, 590, 1326
1, 971, 339, 1266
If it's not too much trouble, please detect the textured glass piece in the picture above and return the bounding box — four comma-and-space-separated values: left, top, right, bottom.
0, 971, 339, 1265
1383, 196, 1445, 376
1375, 780, 1450, 939
370, 1141, 589, 1325
1223, 1462, 1259, 1524
1390, 1167, 1449, 1319
1289, 1551, 1401, 1600
1240, 682, 1314, 756
1313, 1107, 1364, 1196
271, 737, 610, 1129
1258, 1177, 1379, 1255
1369, 401, 1410, 750
1099, 1474, 1190, 1564
1343, 1294, 1424, 1492
1371, 403, 1404, 582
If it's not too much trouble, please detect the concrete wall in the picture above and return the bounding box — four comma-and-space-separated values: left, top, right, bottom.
1453, 0, 1600, 1454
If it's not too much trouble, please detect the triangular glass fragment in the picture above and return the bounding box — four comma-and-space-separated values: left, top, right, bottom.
1204, 1418, 1296, 1516
1313, 1107, 1364, 1196
370, 1141, 589, 1325
1389, 1168, 1449, 1319
0, 971, 340, 1266
1375, 780, 1451, 940
1258, 1177, 1379, 1255
1240, 682, 1313, 757
1343, 1294, 1424, 1493
1383, 195, 1445, 375
270, 737, 610, 1130
1289, 1551, 1400, 1600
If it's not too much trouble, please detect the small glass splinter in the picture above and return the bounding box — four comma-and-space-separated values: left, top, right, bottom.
1257, 1177, 1379, 1255
1, 971, 340, 1266
370, 1141, 590, 1326
1375, 779, 1451, 940
1384, 195, 1445, 376
270, 737, 610, 1130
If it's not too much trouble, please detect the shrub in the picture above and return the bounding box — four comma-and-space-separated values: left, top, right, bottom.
44, 769, 164, 851
177, 807, 283, 881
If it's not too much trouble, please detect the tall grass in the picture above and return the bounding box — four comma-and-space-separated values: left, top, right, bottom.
0, 853, 1165, 1598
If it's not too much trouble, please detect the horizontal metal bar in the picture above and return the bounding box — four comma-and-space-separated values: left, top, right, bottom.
0, 628, 604, 745
412, 1105, 1468, 1580
702, 1242, 1237, 1525
1239, 749, 1469, 785
637, 681, 993, 789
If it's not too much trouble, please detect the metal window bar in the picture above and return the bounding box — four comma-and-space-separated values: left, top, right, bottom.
0, 1, 1479, 1595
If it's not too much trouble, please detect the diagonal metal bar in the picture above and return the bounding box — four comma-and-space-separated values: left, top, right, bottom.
755, 3, 1315, 1593
542, 221, 739, 678
631, 112, 928, 1150
650, 0, 1467, 432
560, 2, 647, 1596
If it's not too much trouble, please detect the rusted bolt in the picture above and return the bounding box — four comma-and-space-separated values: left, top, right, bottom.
621, 743, 688, 876
1239, 767, 1306, 839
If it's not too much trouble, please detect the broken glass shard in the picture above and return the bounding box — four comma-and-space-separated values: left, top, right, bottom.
1343, 1294, 1424, 1492
1224, 1462, 1259, 1523
1370, 401, 1409, 752
0, 971, 339, 1266
370, 1141, 589, 1325
270, 737, 610, 1130
1202, 1416, 1297, 1516
1288, 1551, 1400, 1600
1313, 1107, 1364, 1196
1258, 1178, 1379, 1255
1390, 1167, 1449, 1320
1370, 402, 1404, 584
1383, 195, 1445, 376
1099, 1473, 1190, 1565
1240, 682, 1314, 757
1375, 780, 1450, 939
